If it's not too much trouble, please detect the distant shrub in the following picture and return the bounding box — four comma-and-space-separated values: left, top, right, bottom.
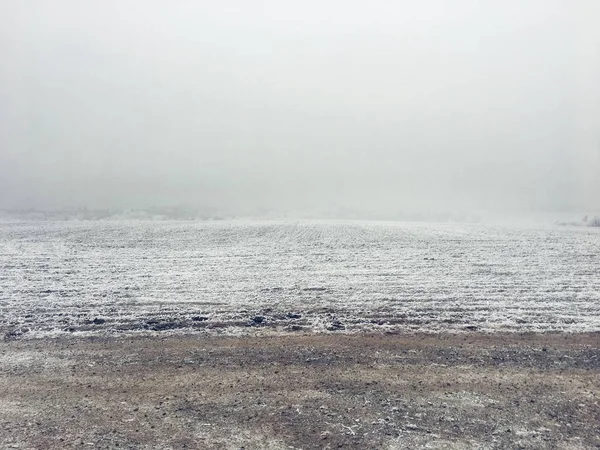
558, 216, 600, 227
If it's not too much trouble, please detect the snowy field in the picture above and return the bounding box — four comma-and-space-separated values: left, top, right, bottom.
1, 220, 599, 337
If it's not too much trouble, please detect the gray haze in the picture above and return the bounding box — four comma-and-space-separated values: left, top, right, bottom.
1, 0, 599, 217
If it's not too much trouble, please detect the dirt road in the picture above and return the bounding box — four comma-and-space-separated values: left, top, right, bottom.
1, 332, 599, 449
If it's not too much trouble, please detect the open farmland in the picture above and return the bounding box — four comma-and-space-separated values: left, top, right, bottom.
1, 220, 599, 449
1, 220, 599, 338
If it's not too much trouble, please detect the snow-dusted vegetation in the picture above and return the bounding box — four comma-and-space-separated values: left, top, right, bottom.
557, 215, 600, 227
585, 216, 600, 227
1, 220, 599, 337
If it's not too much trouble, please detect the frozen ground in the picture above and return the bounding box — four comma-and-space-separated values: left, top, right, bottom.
1, 220, 599, 338
1, 332, 599, 449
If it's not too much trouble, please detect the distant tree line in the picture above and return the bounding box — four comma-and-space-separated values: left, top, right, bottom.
583, 216, 600, 227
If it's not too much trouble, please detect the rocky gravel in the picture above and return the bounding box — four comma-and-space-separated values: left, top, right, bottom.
1, 331, 599, 449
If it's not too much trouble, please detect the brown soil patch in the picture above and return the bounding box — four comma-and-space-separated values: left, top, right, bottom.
1, 332, 599, 449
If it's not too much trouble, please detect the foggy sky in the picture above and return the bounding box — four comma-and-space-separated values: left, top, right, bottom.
1, 0, 599, 216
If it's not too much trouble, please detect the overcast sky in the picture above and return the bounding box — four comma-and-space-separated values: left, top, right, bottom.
1, 0, 599, 216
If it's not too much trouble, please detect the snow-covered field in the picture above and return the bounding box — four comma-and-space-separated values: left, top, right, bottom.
1, 220, 599, 337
